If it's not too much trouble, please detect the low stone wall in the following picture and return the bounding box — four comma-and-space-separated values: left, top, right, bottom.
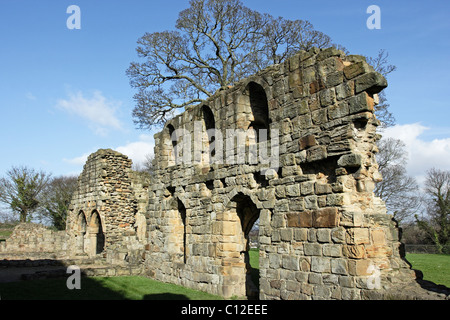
0, 223, 67, 258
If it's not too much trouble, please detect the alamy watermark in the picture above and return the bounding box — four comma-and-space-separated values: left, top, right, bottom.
66, 265, 81, 290
167, 122, 280, 175
366, 5, 381, 30
67, 5, 81, 30
366, 263, 381, 289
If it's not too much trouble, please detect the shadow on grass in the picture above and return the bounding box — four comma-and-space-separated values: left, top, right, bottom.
143, 293, 189, 300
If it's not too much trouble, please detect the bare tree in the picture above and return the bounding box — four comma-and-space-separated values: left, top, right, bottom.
375, 138, 420, 224
127, 0, 343, 129
0, 166, 52, 222
366, 49, 397, 127
415, 168, 450, 253
132, 154, 154, 176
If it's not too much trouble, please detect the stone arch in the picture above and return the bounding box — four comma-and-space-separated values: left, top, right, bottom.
178, 199, 187, 264
167, 197, 188, 264
241, 81, 271, 142
220, 190, 263, 299
88, 210, 105, 256
165, 123, 176, 167
201, 105, 216, 164
75, 210, 87, 255
223, 187, 264, 210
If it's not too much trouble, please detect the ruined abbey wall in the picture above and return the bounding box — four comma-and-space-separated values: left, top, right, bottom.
65, 149, 149, 265
141, 47, 418, 299
3, 47, 447, 300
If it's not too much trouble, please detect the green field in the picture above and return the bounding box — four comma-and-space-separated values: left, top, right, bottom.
0, 276, 223, 300
0, 251, 447, 300
405, 253, 450, 287
0, 223, 15, 241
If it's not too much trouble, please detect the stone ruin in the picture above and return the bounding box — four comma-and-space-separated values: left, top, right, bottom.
1, 47, 449, 299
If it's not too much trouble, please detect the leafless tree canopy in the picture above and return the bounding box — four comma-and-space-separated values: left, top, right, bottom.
127, 0, 339, 129
366, 49, 397, 127
374, 138, 420, 223
416, 168, 450, 253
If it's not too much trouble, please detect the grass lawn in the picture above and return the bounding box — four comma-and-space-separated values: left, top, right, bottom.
0, 251, 447, 300
405, 253, 450, 287
0, 224, 15, 241
0, 276, 223, 300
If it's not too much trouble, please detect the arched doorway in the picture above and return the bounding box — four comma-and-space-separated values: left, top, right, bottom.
89, 210, 105, 256
221, 193, 260, 299
76, 211, 87, 255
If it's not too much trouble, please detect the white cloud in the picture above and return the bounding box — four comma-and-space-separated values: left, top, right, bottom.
63, 152, 91, 166
63, 134, 155, 171
26, 92, 37, 101
116, 134, 154, 166
381, 123, 450, 185
56, 90, 123, 136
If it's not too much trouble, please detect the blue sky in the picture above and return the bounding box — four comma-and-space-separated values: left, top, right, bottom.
0, 0, 449, 186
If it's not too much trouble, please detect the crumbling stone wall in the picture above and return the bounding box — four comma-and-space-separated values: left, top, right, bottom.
143, 47, 439, 299
66, 149, 148, 265
5, 47, 447, 300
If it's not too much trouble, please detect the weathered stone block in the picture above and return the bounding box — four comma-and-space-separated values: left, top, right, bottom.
311, 108, 327, 125
285, 184, 301, 197
343, 61, 371, 79
299, 134, 317, 150
319, 88, 336, 107
315, 182, 332, 195
280, 228, 293, 241
311, 256, 331, 273
335, 81, 354, 100
348, 228, 370, 244
325, 71, 344, 88
348, 259, 372, 276
348, 92, 373, 114
313, 207, 339, 228
354, 72, 387, 94
301, 181, 314, 195
371, 229, 386, 245
282, 255, 300, 270
287, 211, 312, 228
309, 79, 325, 94
317, 229, 331, 243
306, 145, 327, 162
304, 195, 318, 210
337, 153, 362, 168
294, 228, 308, 241
331, 227, 346, 243
331, 258, 348, 275
343, 244, 366, 259
328, 101, 349, 120
304, 243, 322, 256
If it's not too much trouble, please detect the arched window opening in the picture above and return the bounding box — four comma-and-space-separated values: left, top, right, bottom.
201, 105, 216, 162
165, 124, 176, 166
248, 82, 270, 142
177, 199, 187, 264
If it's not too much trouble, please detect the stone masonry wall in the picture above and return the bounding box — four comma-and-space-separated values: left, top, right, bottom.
66, 149, 148, 265
0, 223, 67, 259
143, 47, 444, 299
3, 47, 448, 300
